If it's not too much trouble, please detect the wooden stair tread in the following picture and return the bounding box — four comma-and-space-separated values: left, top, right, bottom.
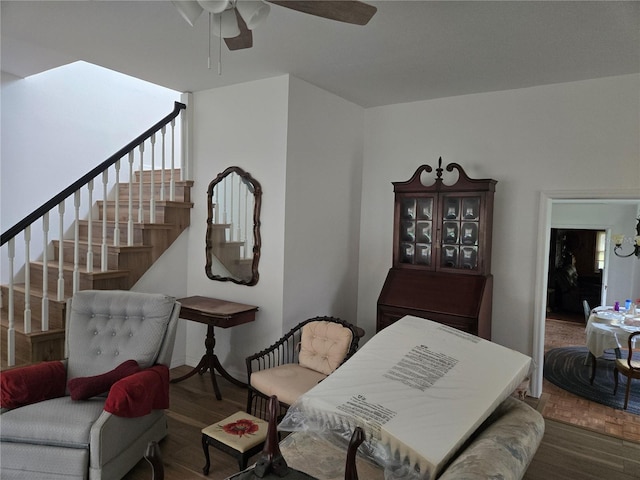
0, 317, 65, 338
31, 260, 130, 277
77, 219, 177, 230
100, 200, 194, 208
54, 239, 153, 251
2, 284, 67, 303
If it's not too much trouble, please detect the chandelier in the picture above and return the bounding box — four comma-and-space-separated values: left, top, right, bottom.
613, 217, 640, 258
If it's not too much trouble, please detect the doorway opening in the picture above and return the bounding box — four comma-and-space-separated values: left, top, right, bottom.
547, 228, 605, 324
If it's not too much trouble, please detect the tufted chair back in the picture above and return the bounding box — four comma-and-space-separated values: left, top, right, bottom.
298, 321, 354, 375
65, 290, 179, 383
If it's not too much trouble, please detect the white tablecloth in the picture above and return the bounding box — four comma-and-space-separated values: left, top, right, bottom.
585, 309, 640, 357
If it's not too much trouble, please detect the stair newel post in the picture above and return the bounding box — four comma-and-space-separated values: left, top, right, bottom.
138, 143, 145, 223
113, 160, 121, 247
101, 170, 109, 273
170, 118, 176, 202
23, 225, 32, 334
160, 126, 166, 202
41, 212, 49, 331
7, 238, 15, 366
57, 201, 65, 301
86, 180, 94, 272
150, 134, 157, 224
73, 190, 80, 294
127, 151, 135, 246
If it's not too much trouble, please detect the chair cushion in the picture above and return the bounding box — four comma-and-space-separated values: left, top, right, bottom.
250, 364, 327, 406
298, 321, 353, 375
67, 359, 141, 401
0, 396, 105, 448
66, 290, 176, 383
0, 361, 66, 409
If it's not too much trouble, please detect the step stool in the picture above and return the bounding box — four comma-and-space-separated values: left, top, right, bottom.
201, 411, 268, 475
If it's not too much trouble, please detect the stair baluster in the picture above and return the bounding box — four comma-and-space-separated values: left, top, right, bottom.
73, 191, 80, 294
138, 143, 145, 224
114, 160, 121, 247
41, 213, 49, 331
150, 135, 156, 224
86, 180, 94, 272
127, 151, 135, 246
23, 226, 32, 334
57, 201, 65, 301
101, 170, 109, 272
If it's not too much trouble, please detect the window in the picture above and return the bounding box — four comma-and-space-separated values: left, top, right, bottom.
595, 231, 606, 271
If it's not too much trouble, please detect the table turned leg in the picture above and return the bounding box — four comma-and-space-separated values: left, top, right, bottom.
171, 325, 246, 400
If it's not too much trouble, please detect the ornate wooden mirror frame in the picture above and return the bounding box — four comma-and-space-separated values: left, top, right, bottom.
206, 166, 262, 285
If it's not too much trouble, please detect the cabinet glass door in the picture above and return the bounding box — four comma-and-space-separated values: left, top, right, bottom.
398, 197, 433, 266
439, 195, 480, 270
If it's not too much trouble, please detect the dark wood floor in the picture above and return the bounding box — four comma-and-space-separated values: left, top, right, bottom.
122, 365, 640, 480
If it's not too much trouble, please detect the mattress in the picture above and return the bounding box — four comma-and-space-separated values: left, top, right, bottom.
278, 315, 531, 480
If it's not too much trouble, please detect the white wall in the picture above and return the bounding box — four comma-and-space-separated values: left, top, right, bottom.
183, 76, 290, 380
282, 77, 364, 332
357, 74, 640, 357
1, 61, 180, 230
182, 75, 366, 380
1, 62, 180, 283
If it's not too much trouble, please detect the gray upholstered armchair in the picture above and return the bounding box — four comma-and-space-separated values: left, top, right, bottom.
0, 290, 181, 480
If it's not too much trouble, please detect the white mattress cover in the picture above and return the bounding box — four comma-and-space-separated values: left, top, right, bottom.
279, 316, 531, 479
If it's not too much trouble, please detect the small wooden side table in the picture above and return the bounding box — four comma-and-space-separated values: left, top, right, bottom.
171, 296, 258, 400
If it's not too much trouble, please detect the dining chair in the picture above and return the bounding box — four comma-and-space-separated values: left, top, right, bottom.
582, 300, 591, 324
613, 330, 640, 410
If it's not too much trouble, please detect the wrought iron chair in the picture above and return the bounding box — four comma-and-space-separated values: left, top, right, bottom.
245, 316, 362, 419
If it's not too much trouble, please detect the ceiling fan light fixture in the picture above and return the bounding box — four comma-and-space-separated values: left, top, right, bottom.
211, 9, 241, 38
172, 0, 204, 26
199, 0, 231, 14
235, 0, 270, 30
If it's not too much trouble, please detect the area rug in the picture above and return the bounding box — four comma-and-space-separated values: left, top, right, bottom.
543, 346, 639, 415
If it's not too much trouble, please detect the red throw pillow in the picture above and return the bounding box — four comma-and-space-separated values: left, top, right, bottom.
0, 361, 67, 409
104, 365, 170, 418
68, 360, 141, 401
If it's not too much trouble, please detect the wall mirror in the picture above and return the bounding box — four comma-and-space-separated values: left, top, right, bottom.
206, 166, 262, 285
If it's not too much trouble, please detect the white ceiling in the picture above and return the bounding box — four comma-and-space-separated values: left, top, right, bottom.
2, 1, 639, 108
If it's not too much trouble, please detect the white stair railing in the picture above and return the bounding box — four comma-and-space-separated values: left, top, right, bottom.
0, 102, 186, 367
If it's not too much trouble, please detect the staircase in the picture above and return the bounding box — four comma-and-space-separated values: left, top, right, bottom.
0, 101, 190, 369
0, 169, 193, 368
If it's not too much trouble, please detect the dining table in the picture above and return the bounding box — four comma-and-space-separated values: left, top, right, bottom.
585, 306, 640, 384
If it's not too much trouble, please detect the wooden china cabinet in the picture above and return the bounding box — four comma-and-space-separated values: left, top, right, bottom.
377, 158, 497, 339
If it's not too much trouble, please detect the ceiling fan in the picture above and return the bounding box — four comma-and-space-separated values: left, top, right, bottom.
172, 0, 377, 51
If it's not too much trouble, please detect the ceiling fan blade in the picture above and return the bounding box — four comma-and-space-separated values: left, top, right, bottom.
224, 8, 253, 50
267, 1, 377, 25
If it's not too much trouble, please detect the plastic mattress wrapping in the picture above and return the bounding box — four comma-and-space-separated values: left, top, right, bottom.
278, 316, 532, 480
